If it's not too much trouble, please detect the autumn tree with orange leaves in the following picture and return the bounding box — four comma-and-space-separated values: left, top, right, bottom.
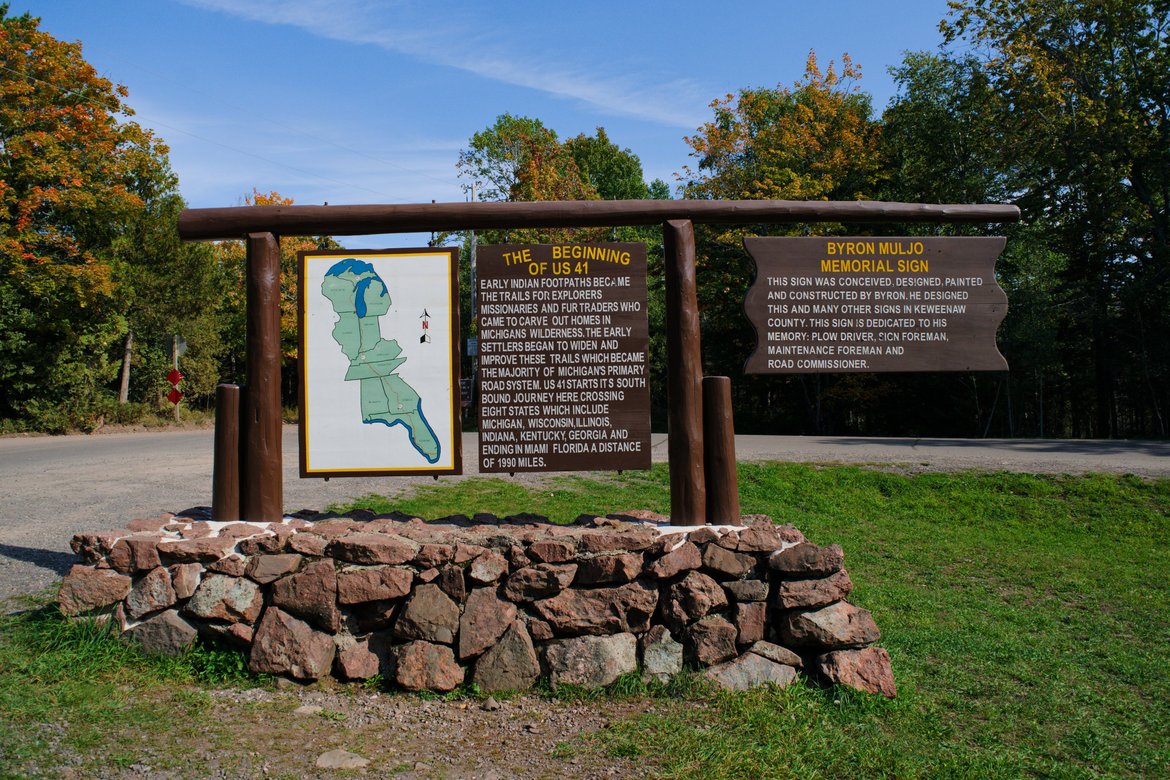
678, 53, 884, 431
0, 5, 217, 430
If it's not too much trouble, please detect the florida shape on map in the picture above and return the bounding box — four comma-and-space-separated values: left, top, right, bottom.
320, 258, 440, 463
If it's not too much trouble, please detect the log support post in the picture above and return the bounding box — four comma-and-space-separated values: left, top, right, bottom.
211, 383, 241, 521
702, 376, 741, 525
663, 220, 706, 525
243, 232, 283, 522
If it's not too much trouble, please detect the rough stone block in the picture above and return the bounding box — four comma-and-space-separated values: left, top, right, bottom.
472, 621, 540, 693
271, 559, 340, 632
815, 646, 897, 698
534, 580, 657, 636
394, 583, 460, 644
249, 607, 336, 680
59, 565, 132, 616
779, 601, 880, 650
686, 615, 738, 666
769, 543, 845, 578
458, 587, 517, 659
640, 625, 683, 684
775, 569, 853, 609
393, 640, 464, 692
124, 609, 197, 657
543, 633, 637, 689
125, 565, 176, 619
186, 573, 263, 624
704, 652, 798, 691
337, 565, 413, 605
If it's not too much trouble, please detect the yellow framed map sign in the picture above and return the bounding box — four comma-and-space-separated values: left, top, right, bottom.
298, 248, 462, 477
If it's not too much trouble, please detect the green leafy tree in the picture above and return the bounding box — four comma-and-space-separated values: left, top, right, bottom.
681, 53, 884, 432
0, 6, 179, 430
942, 0, 1170, 436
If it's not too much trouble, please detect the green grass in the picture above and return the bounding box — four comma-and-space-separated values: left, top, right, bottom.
332, 464, 1170, 778
1, 464, 1167, 778
0, 599, 259, 778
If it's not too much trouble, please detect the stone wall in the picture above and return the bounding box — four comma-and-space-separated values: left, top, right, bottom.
61, 509, 895, 698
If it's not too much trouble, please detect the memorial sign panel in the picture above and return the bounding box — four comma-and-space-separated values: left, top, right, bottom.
744, 237, 1008, 373
477, 243, 651, 473
298, 248, 462, 477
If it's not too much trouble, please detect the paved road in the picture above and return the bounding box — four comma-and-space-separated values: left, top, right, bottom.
1, 426, 1166, 605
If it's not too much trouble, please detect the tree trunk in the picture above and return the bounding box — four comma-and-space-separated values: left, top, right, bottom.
118, 331, 133, 404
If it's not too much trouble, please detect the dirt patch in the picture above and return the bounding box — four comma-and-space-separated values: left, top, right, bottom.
46, 684, 659, 779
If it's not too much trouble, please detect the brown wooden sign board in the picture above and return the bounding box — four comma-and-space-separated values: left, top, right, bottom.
744, 237, 1009, 373
476, 243, 652, 473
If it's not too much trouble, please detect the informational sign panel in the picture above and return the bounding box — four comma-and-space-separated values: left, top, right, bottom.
743, 237, 1008, 373
299, 248, 461, 477
476, 243, 651, 473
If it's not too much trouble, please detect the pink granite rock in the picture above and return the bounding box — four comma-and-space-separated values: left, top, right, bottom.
159, 536, 236, 564
245, 553, 303, 585
733, 601, 767, 646
775, 569, 854, 609
779, 601, 880, 649
58, 565, 132, 616
527, 539, 576, 563
533, 580, 657, 636
686, 615, 738, 666
169, 563, 203, 600
271, 559, 340, 632
502, 563, 577, 602
467, 550, 509, 584
769, 543, 845, 578
573, 553, 643, 585
816, 646, 897, 698
664, 571, 728, 628
125, 566, 176, 619
337, 565, 413, 605
392, 641, 464, 692
327, 533, 417, 565
108, 535, 164, 574
249, 607, 336, 680
458, 587, 517, 659
645, 541, 702, 579
701, 544, 756, 578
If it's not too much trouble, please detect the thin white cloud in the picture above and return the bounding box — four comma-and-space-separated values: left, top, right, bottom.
177, 0, 706, 128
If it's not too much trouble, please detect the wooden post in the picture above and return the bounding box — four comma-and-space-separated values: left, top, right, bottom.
243, 232, 283, 522
663, 220, 706, 525
212, 383, 241, 521
702, 376, 741, 525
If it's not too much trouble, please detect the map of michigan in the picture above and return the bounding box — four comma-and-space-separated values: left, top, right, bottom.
321, 258, 440, 463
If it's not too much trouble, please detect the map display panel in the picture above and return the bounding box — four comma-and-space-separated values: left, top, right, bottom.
299, 248, 461, 477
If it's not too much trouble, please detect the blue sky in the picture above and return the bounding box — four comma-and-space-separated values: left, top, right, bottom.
21, 0, 958, 246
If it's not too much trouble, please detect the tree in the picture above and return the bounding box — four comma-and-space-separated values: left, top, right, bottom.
680, 53, 884, 432
0, 6, 178, 430
942, 0, 1170, 436
212, 189, 338, 402
564, 128, 650, 201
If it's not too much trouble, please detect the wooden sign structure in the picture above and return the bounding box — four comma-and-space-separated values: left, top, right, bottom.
297, 248, 462, 477
476, 243, 651, 473
177, 199, 1020, 526
744, 237, 1008, 373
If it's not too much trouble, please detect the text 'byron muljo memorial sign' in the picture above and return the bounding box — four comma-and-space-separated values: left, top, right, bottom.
477, 243, 651, 473
743, 237, 1009, 373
